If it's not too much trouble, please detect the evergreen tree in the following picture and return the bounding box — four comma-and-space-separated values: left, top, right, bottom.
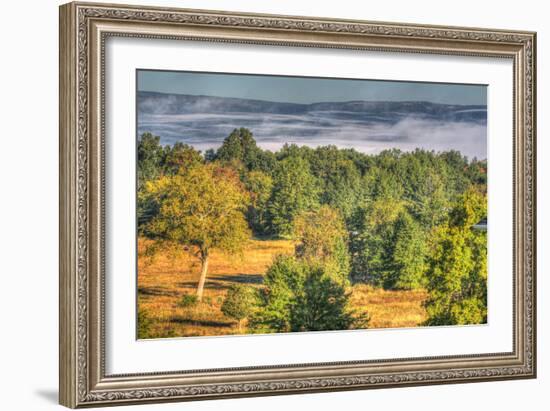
385, 210, 428, 290
251, 256, 361, 333
267, 156, 320, 236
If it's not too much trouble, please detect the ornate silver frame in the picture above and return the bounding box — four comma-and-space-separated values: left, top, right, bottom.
59, 2, 537, 408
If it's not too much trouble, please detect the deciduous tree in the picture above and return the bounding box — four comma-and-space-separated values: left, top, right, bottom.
424, 188, 487, 325
293, 205, 350, 285
143, 163, 251, 301
243, 170, 273, 235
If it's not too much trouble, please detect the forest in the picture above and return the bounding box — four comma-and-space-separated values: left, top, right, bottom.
137, 127, 487, 338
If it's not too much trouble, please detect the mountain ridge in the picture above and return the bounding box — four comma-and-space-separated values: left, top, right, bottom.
138, 90, 487, 122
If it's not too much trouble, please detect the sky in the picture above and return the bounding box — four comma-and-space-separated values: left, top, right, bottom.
137, 70, 487, 106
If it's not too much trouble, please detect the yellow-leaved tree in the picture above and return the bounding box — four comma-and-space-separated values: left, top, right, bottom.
144, 163, 251, 301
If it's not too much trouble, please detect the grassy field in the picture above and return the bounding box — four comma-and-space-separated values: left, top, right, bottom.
137, 238, 428, 338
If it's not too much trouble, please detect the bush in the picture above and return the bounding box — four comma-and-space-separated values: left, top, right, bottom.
178, 293, 199, 308
251, 255, 363, 333
221, 285, 258, 331
290, 267, 356, 332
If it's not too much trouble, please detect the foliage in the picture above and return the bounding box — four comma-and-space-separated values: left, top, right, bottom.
137, 132, 165, 186
137, 133, 166, 228
267, 156, 320, 236
251, 255, 301, 332
423, 188, 487, 325
293, 205, 350, 285
251, 256, 362, 333
216, 128, 276, 173
243, 170, 273, 235
406, 166, 449, 228
142, 163, 251, 300
290, 267, 359, 332
178, 293, 199, 308
308, 146, 363, 219
349, 198, 405, 286
163, 142, 203, 175
221, 284, 259, 330
385, 211, 428, 290
137, 128, 488, 328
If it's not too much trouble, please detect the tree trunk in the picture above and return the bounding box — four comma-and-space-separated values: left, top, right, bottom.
196, 249, 209, 302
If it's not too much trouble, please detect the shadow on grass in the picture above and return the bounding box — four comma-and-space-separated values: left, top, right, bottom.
210, 273, 264, 285
138, 286, 180, 297
177, 281, 227, 291
171, 317, 233, 328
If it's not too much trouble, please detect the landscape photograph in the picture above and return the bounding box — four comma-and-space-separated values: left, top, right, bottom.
136, 70, 488, 339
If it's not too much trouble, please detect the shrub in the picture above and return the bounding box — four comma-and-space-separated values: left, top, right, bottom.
178, 293, 199, 308
290, 267, 356, 332
251, 255, 364, 333
221, 285, 258, 331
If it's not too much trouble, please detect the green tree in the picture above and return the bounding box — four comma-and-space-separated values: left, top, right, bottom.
465, 159, 488, 186
424, 188, 487, 325
293, 205, 350, 285
143, 163, 251, 301
290, 267, 357, 332
268, 156, 320, 236
243, 170, 273, 235
349, 198, 405, 286
399, 152, 450, 229
215, 128, 277, 174
309, 146, 363, 219
252, 256, 361, 333
385, 210, 428, 290
137, 132, 165, 230
137, 132, 165, 186
252, 255, 300, 332
215, 128, 255, 167
221, 284, 258, 332
163, 142, 203, 175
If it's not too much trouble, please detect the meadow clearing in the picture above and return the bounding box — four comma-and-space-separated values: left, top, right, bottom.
137, 237, 428, 338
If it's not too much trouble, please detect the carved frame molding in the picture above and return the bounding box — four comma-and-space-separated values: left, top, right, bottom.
59, 2, 536, 408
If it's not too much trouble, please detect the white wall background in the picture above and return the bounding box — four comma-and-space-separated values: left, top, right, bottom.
0, 0, 546, 409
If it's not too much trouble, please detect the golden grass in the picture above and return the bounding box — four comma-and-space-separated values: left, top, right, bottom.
350, 284, 428, 329
137, 237, 295, 337
137, 238, 428, 338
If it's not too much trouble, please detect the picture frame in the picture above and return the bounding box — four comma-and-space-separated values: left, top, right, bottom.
59, 1, 537, 408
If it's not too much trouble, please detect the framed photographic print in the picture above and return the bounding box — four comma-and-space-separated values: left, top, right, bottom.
59, 1, 537, 408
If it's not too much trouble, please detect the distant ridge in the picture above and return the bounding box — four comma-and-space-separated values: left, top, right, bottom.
138, 91, 487, 123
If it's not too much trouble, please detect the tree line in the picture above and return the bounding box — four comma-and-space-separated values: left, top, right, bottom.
138, 127, 487, 331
